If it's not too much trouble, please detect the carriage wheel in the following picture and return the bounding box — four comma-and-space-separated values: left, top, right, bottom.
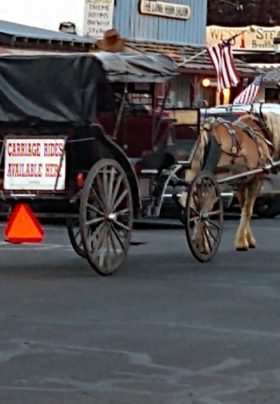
185, 171, 223, 262
66, 217, 86, 258
80, 159, 133, 275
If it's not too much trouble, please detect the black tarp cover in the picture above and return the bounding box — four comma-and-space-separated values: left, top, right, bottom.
0, 52, 177, 126
0, 53, 109, 126
94, 52, 177, 83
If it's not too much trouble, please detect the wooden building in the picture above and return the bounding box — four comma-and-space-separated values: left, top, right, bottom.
111, 0, 256, 107
207, 25, 280, 103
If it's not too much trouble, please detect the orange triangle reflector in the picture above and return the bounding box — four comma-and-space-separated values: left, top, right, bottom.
5, 203, 44, 243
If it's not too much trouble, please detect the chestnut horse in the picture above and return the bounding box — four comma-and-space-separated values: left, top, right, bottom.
184, 111, 280, 251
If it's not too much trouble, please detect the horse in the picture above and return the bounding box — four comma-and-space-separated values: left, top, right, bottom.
183, 110, 280, 251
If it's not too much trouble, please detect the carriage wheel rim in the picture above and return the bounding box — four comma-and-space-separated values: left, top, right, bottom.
80, 159, 133, 275
186, 172, 223, 262
67, 216, 86, 258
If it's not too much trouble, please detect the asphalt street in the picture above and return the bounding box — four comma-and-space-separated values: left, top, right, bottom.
0, 217, 280, 403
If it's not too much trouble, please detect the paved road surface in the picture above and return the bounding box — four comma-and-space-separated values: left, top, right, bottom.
0, 218, 280, 403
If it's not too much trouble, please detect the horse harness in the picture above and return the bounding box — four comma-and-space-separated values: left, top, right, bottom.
213, 117, 274, 165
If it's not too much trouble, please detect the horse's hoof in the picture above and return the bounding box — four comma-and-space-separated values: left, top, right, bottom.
236, 246, 249, 251
249, 244, 256, 249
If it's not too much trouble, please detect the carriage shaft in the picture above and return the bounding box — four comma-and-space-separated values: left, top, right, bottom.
217, 160, 280, 184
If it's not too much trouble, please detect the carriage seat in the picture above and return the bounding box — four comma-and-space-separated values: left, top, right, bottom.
166, 125, 198, 162
123, 115, 172, 159
137, 149, 175, 172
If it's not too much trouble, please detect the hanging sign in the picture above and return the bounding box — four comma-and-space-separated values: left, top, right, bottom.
207, 25, 280, 52
4, 138, 66, 191
84, 0, 115, 38
139, 0, 191, 20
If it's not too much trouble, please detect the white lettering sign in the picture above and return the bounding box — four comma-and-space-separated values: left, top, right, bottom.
4, 138, 66, 190
207, 25, 280, 52
139, 0, 191, 20
84, 0, 115, 38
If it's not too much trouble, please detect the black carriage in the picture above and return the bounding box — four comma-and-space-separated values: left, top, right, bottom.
0, 51, 224, 274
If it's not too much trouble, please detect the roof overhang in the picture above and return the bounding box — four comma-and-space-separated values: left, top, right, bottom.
126, 39, 257, 78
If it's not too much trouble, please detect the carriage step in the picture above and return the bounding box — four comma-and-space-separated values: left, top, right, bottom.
140, 169, 159, 175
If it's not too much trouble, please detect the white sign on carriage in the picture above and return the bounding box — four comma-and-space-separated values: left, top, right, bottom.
4, 138, 66, 191
83, 0, 115, 38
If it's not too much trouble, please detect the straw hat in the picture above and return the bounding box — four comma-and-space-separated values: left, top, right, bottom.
96, 29, 125, 52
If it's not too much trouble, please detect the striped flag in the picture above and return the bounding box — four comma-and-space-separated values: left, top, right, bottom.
233, 75, 263, 105
207, 41, 240, 91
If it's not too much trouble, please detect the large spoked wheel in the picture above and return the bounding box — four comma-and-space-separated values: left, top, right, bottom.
80, 159, 133, 275
185, 171, 223, 262
66, 216, 86, 258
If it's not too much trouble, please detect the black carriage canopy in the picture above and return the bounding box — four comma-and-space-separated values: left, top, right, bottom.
0, 52, 177, 126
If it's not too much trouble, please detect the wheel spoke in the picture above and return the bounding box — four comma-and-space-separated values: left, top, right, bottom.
108, 224, 118, 255
90, 186, 106, 211
93, 225, 107, 257
114, 208, 129, 215
189, 204, 200, 216
97, 226, 109, 267
191, 220, 202, 241
208, 209, 222, 217
96, 173, 107, 208
204, 221, 218, 242
189, 215, 200, 224
194, 223, 204, 251
113, 189, 128, 211
111, 175, 123, 208
108, 167, 116, 210
203, 224, 213, 253
206, 218, 221, 230
111, 218, 130, 231
87, 222, 105, 250
110, 223, 125, 251
102, 167, 109, 205
85, 216, 104, 226
98, 239, 106, 268
110, 223, 125, 253
86, 201, 104, 216
105, 226, 113, 269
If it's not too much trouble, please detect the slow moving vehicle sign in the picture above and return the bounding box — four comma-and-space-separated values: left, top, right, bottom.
5, 203, 45, 243
4, 137, 66, 190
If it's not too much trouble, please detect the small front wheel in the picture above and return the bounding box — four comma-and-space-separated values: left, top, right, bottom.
66, 216, 86, 258
80, 159, 133, 275
185, 171, 223, 262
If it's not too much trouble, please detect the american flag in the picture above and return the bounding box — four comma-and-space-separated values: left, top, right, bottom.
207, 41, 240, 91
233, 75, 263, 105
